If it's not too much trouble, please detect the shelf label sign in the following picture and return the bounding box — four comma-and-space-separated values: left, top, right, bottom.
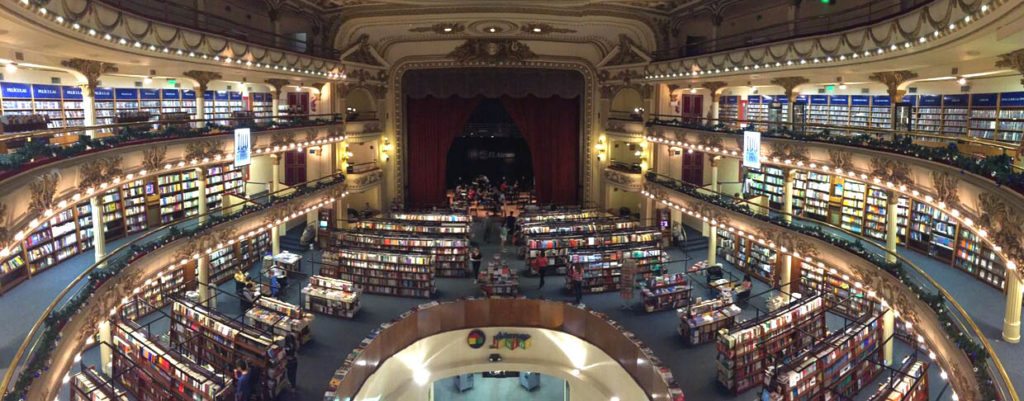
743, 130, 761, 169
32, 84, 61, 99
234, 128, 251, 167
1, 82, 31, 98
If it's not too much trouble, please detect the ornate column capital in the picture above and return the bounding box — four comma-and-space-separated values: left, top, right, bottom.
770, 76, 809, 102
183, 70, 223, 93
868, 71, 918, 100
701, 81, 728, 102
996, 49, 1024, 86
61, 58, 118, 91
266, 78, 291, 94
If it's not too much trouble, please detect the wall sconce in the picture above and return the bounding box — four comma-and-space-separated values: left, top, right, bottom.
380, 137, 392, 162
596, 135, 607, 161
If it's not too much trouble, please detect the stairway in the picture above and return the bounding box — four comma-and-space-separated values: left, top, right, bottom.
280, 226, 308, 253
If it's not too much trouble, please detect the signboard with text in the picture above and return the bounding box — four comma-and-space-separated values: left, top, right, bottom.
743, 131, 761, 168
234, 128, 251, 166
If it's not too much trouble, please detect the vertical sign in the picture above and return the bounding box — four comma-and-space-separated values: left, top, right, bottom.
743, 130, 761, 168
234, 128, 251, 166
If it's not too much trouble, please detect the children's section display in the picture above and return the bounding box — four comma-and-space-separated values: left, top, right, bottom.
321, 249, 436, 298
678, 295, 741, 345
716, 294, 826, 394
526, 227, 662, 275
333, 230, 469, 278
565, 247, 666, 294
245, 296, 314, 344
71, 367, 130, 401
478, 257, 519, 296
866, 357, 929, 401
765, 315, 883, 401
170, 299, 287, 400
302, 275, 361, 318
113, 320, 229, 401
641, 272, 691, 313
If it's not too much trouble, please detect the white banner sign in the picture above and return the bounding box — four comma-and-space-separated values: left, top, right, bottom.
234, 128, 251, 166
742, 130, 761, 169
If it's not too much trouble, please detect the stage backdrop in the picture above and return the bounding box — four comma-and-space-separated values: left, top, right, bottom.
404, 69, 583, 207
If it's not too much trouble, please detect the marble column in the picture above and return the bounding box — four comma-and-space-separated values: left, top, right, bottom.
782, 169, 796, 224
885, 192, 900, 264
780, 254, 793, 301
1003, 270, 1022, 343
708, 226, 718, 266
98, 319, 112, 376
197, 255, 211, 308
90, 196, 106, 268
882, 306, 895, 365
196, 167, 208, 225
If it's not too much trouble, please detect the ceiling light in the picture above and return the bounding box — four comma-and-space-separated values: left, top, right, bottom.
533, 27, 542, 33
957, 76, 967, 85
143, 76, 153, 84
4, 63, 16, 74
690, 88, 697, 94
839, 83, 847, 90
488, 27, 497, 33
443, 27, 452, 32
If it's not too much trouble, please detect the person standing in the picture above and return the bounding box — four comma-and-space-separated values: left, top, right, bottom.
571, 264, 585, 305
470, 247, 483, 281
534, 252, 549, 289
499, 224, 509, 252
240, 283, 257, 310
234, 359, 253, 401
284, 334, 299, 392
233, 268, 250, 294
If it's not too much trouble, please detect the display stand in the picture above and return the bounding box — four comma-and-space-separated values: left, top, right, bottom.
716, 294, 826, 394
478, 256, 519, 296
677, 296, 740, 345
641, 273, 691, 313
302, 275, 361, 318
113, 320, 229, 401
245, 296, 315, 345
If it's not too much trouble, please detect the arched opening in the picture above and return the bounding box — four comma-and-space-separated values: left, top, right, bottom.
346, 87, 377, 121
610, 87, 644, 120
445, 99, 534, 191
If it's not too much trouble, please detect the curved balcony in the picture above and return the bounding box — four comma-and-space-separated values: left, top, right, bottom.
0, 174, 348, 401
642, 172, 1018, 401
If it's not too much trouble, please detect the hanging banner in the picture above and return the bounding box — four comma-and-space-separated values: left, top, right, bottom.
234, 128, 251, 166
743, 130, 761, 168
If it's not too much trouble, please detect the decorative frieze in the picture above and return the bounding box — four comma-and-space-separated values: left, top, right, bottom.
448, 39, 536, 64
78, 156, 124, 190
828, 149, 854, 171
184, 140, 224, 161
978, 193, 1024, 264
931, 171, 961, 208
870, 157, 914, 186
767, 142, 809, 162
142, 146, 168, 171
29, 171, 60, 214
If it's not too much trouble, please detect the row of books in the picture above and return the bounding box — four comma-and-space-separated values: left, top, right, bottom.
302, 275, 361, 318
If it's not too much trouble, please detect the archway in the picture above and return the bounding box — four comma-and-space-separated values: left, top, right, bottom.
610, 87, 644, 119
345, 87, 377, 121
445, 99, 534, 190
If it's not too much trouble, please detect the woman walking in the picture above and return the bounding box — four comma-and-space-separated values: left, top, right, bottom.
470, 247, 483, 281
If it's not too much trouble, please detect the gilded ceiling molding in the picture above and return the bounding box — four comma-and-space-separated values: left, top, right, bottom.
931, 171, 962, 208
520, 23, 577, 34
598, 34, 652, 67
409, 23, 466, 34
769, 77, 809, 102
142, 146, 168, 171
78, 156, 124, 190
271, 132, 297, 147
183, 71, 223, 93
698, 133, 724, 149
767, 142, 809, 162
29, 171, 61, 214
978, 193, 1024, 266
447, 39, 538, 64
184, 140, 224, 161
700, 81, 727, 102
995, 49, 1024, 86
756, 226, 818, 259
869, 157, 914, 186
341, 34, 386, 67
265, 78, 291, 94
868, 71, 919, 102
827, 149, 855, 171
60, 59, 118, 92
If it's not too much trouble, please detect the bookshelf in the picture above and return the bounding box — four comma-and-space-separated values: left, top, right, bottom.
122, 179, 147, 233
335, 230, 469, 278
828, 95, 850, 128
389, 212, 472, 223
969, 93, 998, 140
352, 219, 470, 235
212, 91, 230, 120
767, 316, 882, 401
525, 228, 662, 275
158, 169, 200, 224
71, 367, 130, 401
941, 94, 969, 136
678, 296, 740, 345
746, 95, 767, 126
114, 88, 139, 117
182, 90, 197, 116
565, 247, 664, 294
0, 245, 28, 293
519, 218, 638, 236
205, 162, 245, 206
839, 178, 866, 234
139, 89, 161, 122
94, 88, 115, 131
915, 95, 942, 133
321, 249, 436, 298
228, 91, 245, 114
716, 294, 826, 394
252, 92, 273, 122
720, 96, 740, 128
870, 96, 892, 129
863, 188, 909, 243
245, 296, 315, 344
719, 228, 776, 283
517, 209, 607, 226
170, 299, 287, 400
113, 320, 228, 401
119, 261, 192, 321
954, 229, 1006, 289
799, 263, 876, 318
907, 202, 956, 260
807, 95, 829, 126
867, 358, 928, 401
31, 84, 63, 129
302, 275, 361, 318
640, 273, 690, 313
803, 171, 831, 221
26, 208, 79, 272
160, 89, 181, 114
478, 260, 519, 296
203, 91, 215, 120
997, 91, 1024, 143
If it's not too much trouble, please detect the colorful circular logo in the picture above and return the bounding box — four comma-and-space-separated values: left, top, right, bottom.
467, 329, 486, 349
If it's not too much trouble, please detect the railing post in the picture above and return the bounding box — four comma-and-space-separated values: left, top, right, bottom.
1003, 270, 1022, 343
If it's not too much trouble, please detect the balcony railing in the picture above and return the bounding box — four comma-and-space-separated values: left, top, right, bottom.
644, 171, 1018, 401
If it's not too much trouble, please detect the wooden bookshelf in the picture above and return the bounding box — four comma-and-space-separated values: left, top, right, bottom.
157, 170, 200, 224
565, 247, 665, 294
478, 260, 519, 296
526, 228, 662, 275
519, 218, 638, 236
170, 299, 287, 400
245, 297, 314, 345
302, 275, 361, 318
678, 296, 740, 345
321, 249, 435, 298
640, 273, 691, 313
716, 294, 826, 394
113, 320, 229, 401
122, 178, 148, 233
516, 209, 606, 226
352, 219, 470, 235
718, 228, 777, 284
334, 230, 469, 278
119, 261, 194, 321
71, 367, 129, 401
389, 211, 471, 223
205, 163, 245, 206
867, 358, 928, 401
798, 263, 876, 319
25, 208, 79, 273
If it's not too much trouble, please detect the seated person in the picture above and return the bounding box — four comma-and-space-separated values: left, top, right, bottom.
737, 274, 753, 301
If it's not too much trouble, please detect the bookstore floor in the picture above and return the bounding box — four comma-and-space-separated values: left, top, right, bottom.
9, 223, 984, 400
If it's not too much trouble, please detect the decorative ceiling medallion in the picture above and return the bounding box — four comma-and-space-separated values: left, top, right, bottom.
520, 23, 576, 35
409, 23, 465, 34
447, 39, 537, 64
467, 20, 519, 35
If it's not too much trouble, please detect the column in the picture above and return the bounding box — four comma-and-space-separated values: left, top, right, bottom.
90, 196, 106, 268
710, 156, 720, 193
271, 155, 281, 193
780, 254, 792, 300
708, 225, 718, 266
882, 307, 895, 365
271, 225, 281, 255
196, 167, 208, 225
885, 192, 899, 264
197, 255, 211, 307
1004, 270, 1022, 343
335, 195, 348, 229
98, 319, 113, 377
782, 169, 796, 224
272, 93, 281, 117
81, 85, 96, 138
195, 89, 206, 121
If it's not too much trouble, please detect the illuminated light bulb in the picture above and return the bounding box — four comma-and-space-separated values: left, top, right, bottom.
143, 76, 153, 84
4, 63, 17, 74
957, 76, 967, 85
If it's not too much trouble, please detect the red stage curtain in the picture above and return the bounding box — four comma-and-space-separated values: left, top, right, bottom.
501, 96, 580, 205
406, 96, 481, 207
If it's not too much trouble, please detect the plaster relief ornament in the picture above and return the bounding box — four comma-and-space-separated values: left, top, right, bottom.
931, 171, 961, 208
142, 146, 168, 171
978, 193, 1024, 263
185, 139, 224, 161
79, 156, 124, 190
767, 142, 809, 162
29, 171, 61, 213
828, 149, 854, 171
447, 39, 537, 64
870, 157, 914, 186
